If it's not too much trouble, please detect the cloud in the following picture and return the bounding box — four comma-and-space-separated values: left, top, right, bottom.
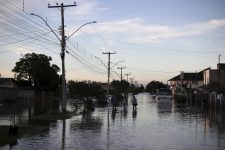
83, 18, 225, 43
66, 0, 109, 16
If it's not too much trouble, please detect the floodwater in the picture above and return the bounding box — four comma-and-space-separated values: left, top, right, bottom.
0, 93, 225, 150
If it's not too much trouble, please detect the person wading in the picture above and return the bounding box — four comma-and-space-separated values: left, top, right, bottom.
132, 94, 137, 111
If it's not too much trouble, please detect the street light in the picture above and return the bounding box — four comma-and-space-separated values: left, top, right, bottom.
31, 13, 97, 111
95, 57, 124, 78
94, 56, 107, 69
30, 13, 60, 41
66, 21, 97, 40
111, 60, 125, 69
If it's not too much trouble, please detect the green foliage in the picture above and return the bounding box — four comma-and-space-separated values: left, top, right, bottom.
12, 53, 60, 90
174, 94, 187, 103
128, 84, 145, 94
145, 80, 166, 94
111, 80, 129, 94
68, 80, 105, 97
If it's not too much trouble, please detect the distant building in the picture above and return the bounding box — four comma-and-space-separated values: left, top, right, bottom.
0, 77, 34, 101
168, 71, 203, 95
203, 63, 225, 91
0, 78, 17, 101
0, 78, 17, 88
168, 63, 225, 94
100, 83, 111, 91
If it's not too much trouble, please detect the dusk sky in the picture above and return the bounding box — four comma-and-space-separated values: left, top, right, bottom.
0, 0, 225, 85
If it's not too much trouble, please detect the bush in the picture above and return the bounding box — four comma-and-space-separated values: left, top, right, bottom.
174, 94, 187, 103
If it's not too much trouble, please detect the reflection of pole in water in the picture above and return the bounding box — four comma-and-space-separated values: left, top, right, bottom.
217, 101, 221, 150
61, 119, 66, 150
107, 107, 110, 150
195, 95, 198, 141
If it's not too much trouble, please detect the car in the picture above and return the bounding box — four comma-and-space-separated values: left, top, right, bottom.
155, 88, 173, 101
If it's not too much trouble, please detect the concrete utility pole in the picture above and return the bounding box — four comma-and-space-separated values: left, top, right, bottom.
117, 67, 126, 81
124, 73, 131, 82
103, 51, 116, 100
48, 3, 76, 112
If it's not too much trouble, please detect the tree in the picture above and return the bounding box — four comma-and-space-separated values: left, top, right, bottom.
68, 80, 105, 97
145, 80, 166, 94
111, 80, 129, 94
12, 53, 60, 90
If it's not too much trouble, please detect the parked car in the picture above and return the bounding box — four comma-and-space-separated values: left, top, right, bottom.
155, 88, 173, 101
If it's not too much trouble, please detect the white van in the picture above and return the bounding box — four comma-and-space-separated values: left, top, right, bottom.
155, 88, 172, 101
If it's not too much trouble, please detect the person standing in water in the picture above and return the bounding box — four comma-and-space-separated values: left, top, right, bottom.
132, 94, 137, 111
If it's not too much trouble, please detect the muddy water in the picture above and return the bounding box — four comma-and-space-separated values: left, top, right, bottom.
0, 93, 225, 150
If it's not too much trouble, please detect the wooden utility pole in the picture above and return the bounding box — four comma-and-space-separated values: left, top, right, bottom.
117, 67, 126, 81
48, 3, 76, 112
103, 51, 116, 100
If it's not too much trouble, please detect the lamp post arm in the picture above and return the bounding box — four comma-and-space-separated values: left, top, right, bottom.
30, 13, 61, 41
66, 21, 97, 41
112, 70, 120, 78
111, 60, 125, 69
95, 56, 108, 70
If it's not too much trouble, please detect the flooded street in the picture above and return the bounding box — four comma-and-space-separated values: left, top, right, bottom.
1, 93, 225, 150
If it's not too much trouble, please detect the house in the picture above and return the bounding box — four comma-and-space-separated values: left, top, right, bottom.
0, 78, 17, 88
0, 78, 34, 101
168, 63, 225, 95
203, 63, 225, 91
168, 71, 203, 95
0, 78, 17, 101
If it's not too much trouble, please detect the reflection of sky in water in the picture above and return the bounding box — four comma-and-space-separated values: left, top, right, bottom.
1, 93, 225, 149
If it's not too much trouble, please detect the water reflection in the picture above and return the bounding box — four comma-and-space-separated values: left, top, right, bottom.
132, 110, 137, 120
0, 93, 225, 149
123, 105, 128, 119
157, 100, 172, 114
70, 111, 103, 130
111, 109, 117, 122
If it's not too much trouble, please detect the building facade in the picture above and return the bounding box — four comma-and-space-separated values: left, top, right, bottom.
203, 64, 225, 90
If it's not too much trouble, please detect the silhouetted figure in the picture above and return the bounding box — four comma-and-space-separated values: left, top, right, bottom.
8, 124, 19, 136
111, 94, 117, 110
122, 94, 127, 108
83, 97, 95, 112
132, 94, 138, 111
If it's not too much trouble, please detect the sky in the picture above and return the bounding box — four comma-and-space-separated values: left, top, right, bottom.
0, 0, 225, 85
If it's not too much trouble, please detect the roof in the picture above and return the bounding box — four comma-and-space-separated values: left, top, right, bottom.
168, 71, 203, 81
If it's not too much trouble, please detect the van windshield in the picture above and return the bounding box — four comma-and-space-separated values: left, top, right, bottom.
158, 89, 172, 95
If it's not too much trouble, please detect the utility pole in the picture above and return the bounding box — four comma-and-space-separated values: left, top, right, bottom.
218, 54, 221, 94
117, 67, 126, 81
48, 2, 76, 112
124, 73, 131, 82
103, 51, 116, 100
